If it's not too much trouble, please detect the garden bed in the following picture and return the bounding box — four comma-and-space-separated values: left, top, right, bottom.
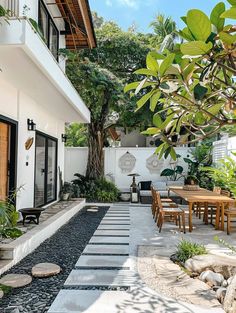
0, 205, 108, 313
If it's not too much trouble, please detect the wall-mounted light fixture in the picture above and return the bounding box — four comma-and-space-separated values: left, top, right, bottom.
27, 119, 36, 131
61, 134, 67, 143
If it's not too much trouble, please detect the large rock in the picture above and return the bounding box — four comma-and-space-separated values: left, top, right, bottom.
32, 263, 61, 278
0, 289, 3, 298
199, 270, 224, 286
185, 254, 236, 279
0, 274, 32, 288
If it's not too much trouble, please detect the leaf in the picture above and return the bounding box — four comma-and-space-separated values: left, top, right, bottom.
124, 82, 140, 93
159, 53, 175, 77
160, 168, 175, 177
142, 127, 160, 135
136, 90, 153, 109
150, 91, 161, 112
187, 9, 212, 41
207, 103, 222, 115
153, 113, 163, 127
194, 112, 206, 125
134, 68, 157, 77
175, 165, 184, 174
210, 2, 225, 32
170, 147, 177, 161
183, 62, 196, 82
194, 83, 208, 101
219, 31, 236, 44
149, 51, 165, 60
183, 158, 194, 164
221, 8, 236, 19
227, 0, 236, 5
179, 27, 195, 41
181, 16, 187, 25
135, 78, 147, 95
146, 53, 159, 73
180, 41, 213, 56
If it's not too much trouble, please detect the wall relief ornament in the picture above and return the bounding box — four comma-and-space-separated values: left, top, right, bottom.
146, 154, 164, 174
118, 151, 136, 173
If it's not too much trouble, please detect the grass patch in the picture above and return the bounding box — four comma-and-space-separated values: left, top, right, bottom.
175, 239, 207, 263
0, 284, 12, 295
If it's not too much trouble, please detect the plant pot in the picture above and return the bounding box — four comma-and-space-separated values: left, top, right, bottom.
62, 193, 70, 201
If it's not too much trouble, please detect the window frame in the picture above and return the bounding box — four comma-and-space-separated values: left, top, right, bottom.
38, 0, 59, 61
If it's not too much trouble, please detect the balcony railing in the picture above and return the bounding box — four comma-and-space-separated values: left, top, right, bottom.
3, 0, 19, 16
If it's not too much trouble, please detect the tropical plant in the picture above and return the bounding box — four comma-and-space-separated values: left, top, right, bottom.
65, 123, 88, 147
150, 14, 178, 51
201, 152, 236, 197
160, 154, 184, 180
125, 1, 236, 160
175, 239, 207, 263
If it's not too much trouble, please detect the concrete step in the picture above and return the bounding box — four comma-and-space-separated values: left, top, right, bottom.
82, 244, 129, 255
64, 269, 137, 287
97, 225, 130, 230
89, 236, 129, 244
93, 230, 129, 236
100, 221, 130, 225
75, 255, 131, 269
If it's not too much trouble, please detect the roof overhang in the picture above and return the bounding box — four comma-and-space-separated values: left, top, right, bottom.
54, 0, 97, 50
0, 18, 90, 123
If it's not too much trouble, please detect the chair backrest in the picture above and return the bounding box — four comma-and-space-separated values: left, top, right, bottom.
154, 190, 163, 212
213, 186, 221, 194
221, 189, 231, 197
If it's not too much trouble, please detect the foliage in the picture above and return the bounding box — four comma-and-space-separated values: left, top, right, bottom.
72, 174, 118, 202
214, 235, 236, 254
176, 239, 207, 263
0, 5, 11, 23
160, 154, 184, 180
126, 1, 236, 160
150, 14, 178, 50
184, 141, 213, 188
184, 175, 199, 185
2, 228, 23, 239
201, 152, 236, 197
65, 123, 88, 147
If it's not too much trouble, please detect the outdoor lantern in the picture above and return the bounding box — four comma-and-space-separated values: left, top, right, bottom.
27, 119, 36, 131
128, 173, 140, 203
61, 134, 67, 143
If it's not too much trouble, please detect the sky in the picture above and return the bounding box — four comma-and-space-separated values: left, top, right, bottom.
89, 0, 230, 33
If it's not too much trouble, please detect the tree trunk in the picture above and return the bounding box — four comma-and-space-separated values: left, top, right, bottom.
224, 274, 236, 313
86, 122, 105, 179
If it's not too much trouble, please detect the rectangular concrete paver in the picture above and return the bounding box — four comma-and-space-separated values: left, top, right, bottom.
97, 225, 130, 230
102, 217, 130, 220
82, 244, 129, 255
93, 230, 129, 236
89, 236, 129, 244
48, 290, 224, 313
75, 255, 131, 268
100, 220, 130, 225
64, 269, 137, 287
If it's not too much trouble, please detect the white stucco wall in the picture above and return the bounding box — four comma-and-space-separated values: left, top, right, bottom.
0, 77, 65, 210
64, 147, 190, 189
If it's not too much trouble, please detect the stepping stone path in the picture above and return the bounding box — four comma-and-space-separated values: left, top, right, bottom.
0, 274, 32, 288
32, 262, 61, 278
49, 205, 134, 313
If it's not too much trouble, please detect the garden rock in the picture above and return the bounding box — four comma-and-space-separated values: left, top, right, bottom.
199, 270, 224, 286
32, 263, 61, 278
0, 274, 32, 288
185, 254, 236, 279
216, 287, 227, 303
0, 289, 4, 298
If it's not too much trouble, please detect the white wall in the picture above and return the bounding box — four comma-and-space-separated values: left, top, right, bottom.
0, 77, 65, 210
65, 147, 190, 189
213, 136, 236, 163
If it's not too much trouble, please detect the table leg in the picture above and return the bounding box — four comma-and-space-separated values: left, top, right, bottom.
189, 202, 193, 232
221, 202, 225, 231
215, 203, 220, 230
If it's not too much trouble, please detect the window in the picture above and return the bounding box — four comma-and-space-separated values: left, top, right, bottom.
38, 0, 59, 60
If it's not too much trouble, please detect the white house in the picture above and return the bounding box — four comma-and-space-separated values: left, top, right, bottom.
0, 0, 96, 210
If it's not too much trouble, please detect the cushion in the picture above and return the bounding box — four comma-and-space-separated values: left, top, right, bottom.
140, 190, 152, 197
139, 181, 152, 190
166, 181, 184, 187
152, 181, 167, 191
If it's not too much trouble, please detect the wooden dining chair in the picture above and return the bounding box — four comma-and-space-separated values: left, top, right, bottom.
224, 208, 236, 235
151, 187, 175, 221
155, 190, 186, 233
202, 186, 222, 224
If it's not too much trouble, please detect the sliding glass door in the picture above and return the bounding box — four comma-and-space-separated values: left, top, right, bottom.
35, 132, 57, 207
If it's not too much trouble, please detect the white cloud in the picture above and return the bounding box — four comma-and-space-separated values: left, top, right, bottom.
105, 0, 140, 9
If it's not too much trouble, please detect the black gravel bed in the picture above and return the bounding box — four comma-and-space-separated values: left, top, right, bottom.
0, 206, 108, 313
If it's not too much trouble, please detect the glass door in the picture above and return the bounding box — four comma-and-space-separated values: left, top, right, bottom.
35, 132, 57, 207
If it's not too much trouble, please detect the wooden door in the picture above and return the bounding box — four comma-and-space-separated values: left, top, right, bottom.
0, 122, 9, 200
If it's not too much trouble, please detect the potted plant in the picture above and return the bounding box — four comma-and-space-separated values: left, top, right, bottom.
61, 182, 73, 201
183, 175, 200, 190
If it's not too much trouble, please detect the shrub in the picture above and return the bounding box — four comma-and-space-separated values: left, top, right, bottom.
2, 228, 23, 239
175, 239, 207, 263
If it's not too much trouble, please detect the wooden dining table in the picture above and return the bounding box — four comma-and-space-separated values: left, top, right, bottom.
169, 187, 235, 232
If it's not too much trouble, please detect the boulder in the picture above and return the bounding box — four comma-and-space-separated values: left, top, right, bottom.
216, 287, 227, 303
0, 289, 3, 299
0, 274, 32, 288
224, 274, 236, 313
32, 263, 61, 278
185, 254, 236, 279
199, 270, 224, 286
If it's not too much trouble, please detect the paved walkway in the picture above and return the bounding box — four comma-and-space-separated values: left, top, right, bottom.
48, 204, 225, 313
